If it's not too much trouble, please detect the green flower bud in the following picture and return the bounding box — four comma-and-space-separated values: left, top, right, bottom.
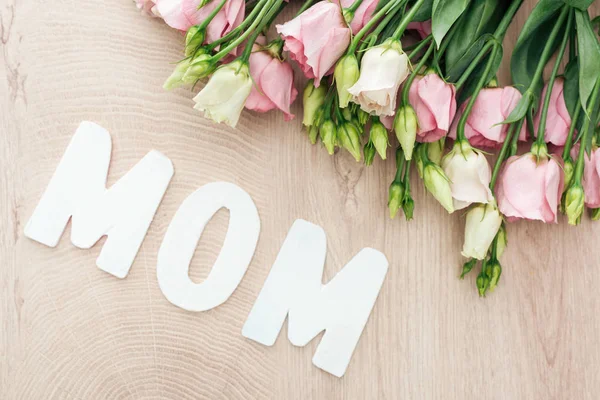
182, 53, 216, 83
394, 105, 418, 160
185, 25, 206, 57
592, 208, 600, 221
415, 148, 425, 178
303, 80, 327, 126
320, 119, 337, 155
334, 54, 360, 108
402, 195, 415, 221
342, 8, 354, 25
495, 224, 507, 259
563, 157, 575, 191
163, 58, 192, 90
364, 141, 376, 166
342, 107, 353, 121
308, 124, 319, 144
369, 121, 389, 160
487, 76, 498, 88
476, 270, 489, 297
427, 138, 445, 165
423, 163, 455, 213
338, 122, 362, 162
487, 261, 502, 292
388, 181, 405, 219
264, 38, 284, 60
460, 258, 477, 279
531, 141, 549, 161
565, 184, 585, 225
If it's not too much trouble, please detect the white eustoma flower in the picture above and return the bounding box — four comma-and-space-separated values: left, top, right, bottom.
347, 38, 410, 116
462, 201, 503, 260
193, 60, 253, 127
441, 140, 494, 210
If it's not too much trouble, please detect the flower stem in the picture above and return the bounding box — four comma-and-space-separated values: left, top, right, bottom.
391, 0, 426, 40
213, 0, 278, 61
346, 0, 364, 14
492, 0, 524, 41
408, 34, 433, 60
198, 0, 228, 31
534, 8, 573, 148
455, 43, 500, 142
454, 40, 495, 90
401, 41, 435, 105
348, 0, 405, 53
209, 0, 270, 50
562, 100, 582, 161
574, 83, 600, 183
489, 123, 517, 188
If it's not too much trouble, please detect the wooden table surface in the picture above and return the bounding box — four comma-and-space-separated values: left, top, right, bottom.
2, 1, 600, 399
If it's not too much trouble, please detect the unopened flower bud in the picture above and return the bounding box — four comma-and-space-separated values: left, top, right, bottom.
182, 53, 216, 83
163, 58, 192, 90
462, 202, 502, 260
563, 157, 575, 191
395, 105, 418, 160
264, 38, 284, 59
402, 195, 415, 221
303, 80, 327, 126
364, 141, 376, 166
342, 107, 353, 121
427, 138, 445, 165
320, 119, 337, 155
185, 25, 206, 57
565, 184, 585, 225
388, 181, 405, 219
487, 261, 502, 292
487, 77, 498, 88
415, 149, 424, 178
308, 124, 319, 144
338, 122, 362, 162
370, 121, 389, 160
334, 54, 360, 108
531, 141, 549, 160
476, 271, 489, 297
592, 208, 600, 221
423, 163, 454, 213
460, 258, 477, 279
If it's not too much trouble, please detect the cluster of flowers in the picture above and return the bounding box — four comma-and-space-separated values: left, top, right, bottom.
136, 0, 600, 296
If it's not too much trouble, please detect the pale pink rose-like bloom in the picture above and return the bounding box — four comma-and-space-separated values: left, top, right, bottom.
407, 20, 432, 39
409, 74, 457, 143
245, 42, 298, 121
449, 87, 527, 148
155, 0, 244, 42
442, 143, 494, 210
276, 1, 351, 84
337, 0, 379, 33
533, 78, 572, 146
496, 154, 564, 223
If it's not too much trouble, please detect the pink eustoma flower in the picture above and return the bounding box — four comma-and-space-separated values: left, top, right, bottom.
407, 20, 432, 39
276, 1, 351, 84
155, 0, 244, 43
135, 0, 158, 16
571, 146, 600, 208
409, 73, 457, 143
245, 41, 298, 121
449, 86, 527, 148
533, 78, 572, 146
496, 154, 564, 223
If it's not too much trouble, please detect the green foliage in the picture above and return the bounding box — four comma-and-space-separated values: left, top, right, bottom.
432, 0, 472, 47
575, 10, 600, 113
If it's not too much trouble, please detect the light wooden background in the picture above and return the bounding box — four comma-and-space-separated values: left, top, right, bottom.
2, 1, 600, 399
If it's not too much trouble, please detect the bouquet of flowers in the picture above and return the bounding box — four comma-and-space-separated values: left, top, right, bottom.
135, 0, 600, 296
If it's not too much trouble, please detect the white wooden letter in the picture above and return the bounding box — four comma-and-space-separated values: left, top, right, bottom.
24, 121, 174, 278
242, 219, 388, 377
157, 182, 260, 312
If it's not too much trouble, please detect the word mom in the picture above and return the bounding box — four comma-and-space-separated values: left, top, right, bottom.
24, 122, 389, 378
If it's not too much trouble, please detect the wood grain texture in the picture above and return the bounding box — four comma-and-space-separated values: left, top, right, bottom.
2, 1, 600, 398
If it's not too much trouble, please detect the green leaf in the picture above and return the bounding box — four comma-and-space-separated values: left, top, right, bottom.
444, 0, 507, 70
412, 0, 434, 22
432, 0, 472, 47
502, 90, 535, 124
510, 0, 564, 97
562, 57, 579, 118
457, 44, 503, 104
575, 10, 600, 113
445, 34, 493, 82
562, 0, 595, 10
